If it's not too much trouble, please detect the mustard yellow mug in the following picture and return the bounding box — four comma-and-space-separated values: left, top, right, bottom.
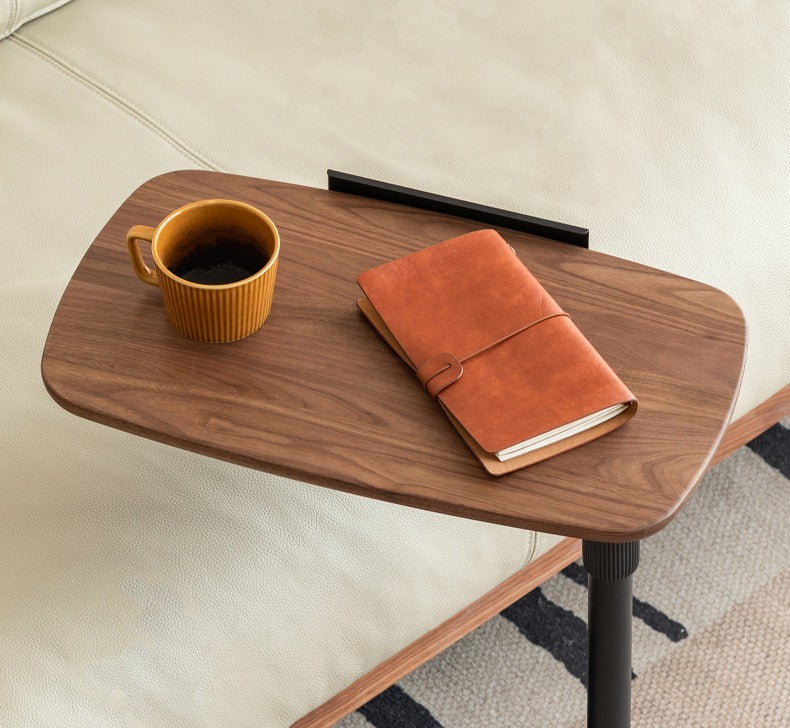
127, 199, 280, 343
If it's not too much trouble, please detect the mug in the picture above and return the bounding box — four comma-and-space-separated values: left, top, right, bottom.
127, 199, 280, 343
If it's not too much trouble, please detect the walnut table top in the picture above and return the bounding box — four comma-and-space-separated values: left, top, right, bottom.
41, 170, 746, 542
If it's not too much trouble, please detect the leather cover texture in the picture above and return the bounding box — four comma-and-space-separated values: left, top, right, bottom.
357, 230, 637, 474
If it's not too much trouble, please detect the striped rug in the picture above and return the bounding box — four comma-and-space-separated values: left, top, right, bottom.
338, 418, 790, 727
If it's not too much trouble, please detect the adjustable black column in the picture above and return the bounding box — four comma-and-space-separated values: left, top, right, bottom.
583, 540, 640, 728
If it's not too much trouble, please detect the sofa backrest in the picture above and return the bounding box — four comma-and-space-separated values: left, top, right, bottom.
1, 0, 72, 39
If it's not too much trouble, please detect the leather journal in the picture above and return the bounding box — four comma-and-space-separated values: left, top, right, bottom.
356, 229, 638, 475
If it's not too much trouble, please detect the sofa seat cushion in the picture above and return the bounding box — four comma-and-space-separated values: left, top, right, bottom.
0, 33, 564, 727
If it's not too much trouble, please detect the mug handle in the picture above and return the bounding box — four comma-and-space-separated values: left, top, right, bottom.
126, 225, 159, 286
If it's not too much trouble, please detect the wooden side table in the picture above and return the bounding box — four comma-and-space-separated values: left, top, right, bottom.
41, 170, 746, 727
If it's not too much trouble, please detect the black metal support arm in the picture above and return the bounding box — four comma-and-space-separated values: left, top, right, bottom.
583, 540, 641, 728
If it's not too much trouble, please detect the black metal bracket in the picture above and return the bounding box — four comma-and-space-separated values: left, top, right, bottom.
327, 170, 589, 248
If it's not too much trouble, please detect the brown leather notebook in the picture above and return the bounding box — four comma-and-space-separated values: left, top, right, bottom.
357, 229, 637, 475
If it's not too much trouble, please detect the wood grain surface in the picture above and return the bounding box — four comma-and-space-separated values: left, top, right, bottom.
41, 171, 746, 542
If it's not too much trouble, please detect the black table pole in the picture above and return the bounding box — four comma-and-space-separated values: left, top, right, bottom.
583, 540, 640, 728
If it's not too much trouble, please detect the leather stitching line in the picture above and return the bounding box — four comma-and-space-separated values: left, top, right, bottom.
521, 530, 538, 570
10, 35, 224, 171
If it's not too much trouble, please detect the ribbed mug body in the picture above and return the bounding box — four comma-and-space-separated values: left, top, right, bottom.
127, 199, 280, 343
158, 257, 278, 342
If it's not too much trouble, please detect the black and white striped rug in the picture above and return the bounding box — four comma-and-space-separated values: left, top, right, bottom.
339, 419, 790, 727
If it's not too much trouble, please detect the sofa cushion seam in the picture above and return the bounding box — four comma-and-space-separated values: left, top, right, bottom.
3, 0, 19, 37
19, 0, 74, 28
10, 34, 225, 171
520, 528, 538, 570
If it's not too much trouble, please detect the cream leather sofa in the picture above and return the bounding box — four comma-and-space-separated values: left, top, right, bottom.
2, 2, 788, 727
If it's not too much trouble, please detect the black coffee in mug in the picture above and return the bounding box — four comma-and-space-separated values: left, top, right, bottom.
169, 231, 269, 285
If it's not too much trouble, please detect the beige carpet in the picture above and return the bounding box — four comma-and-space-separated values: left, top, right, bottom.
609, 570, 790, 728
343, 419, 790, 727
